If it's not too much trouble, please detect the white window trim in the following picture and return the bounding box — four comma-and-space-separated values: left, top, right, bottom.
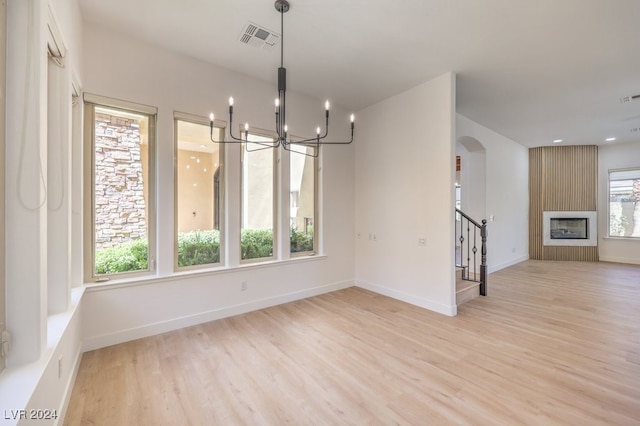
173, 111, 226, 271
608, 167, 640, 239
289, 144, 319, 257
83, 94, 158, 282
240, 127, 278, 264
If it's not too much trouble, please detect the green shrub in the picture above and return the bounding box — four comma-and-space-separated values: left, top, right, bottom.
290, 226, 314, 253
94, 228, 283, 274
178, 230, 221, 267
241, 228, 273, 260
95, 239, 148, 274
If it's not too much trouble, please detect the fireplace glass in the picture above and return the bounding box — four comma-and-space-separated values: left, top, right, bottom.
550, 218, 589, 240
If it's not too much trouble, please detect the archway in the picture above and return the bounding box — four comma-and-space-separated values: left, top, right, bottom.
456, 136, 486, 222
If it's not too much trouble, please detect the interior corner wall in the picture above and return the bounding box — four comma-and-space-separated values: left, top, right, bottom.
598, 141, 640, 265
455, 114, 529, 271
355, 72, 456, 316
529, 145, 598, 261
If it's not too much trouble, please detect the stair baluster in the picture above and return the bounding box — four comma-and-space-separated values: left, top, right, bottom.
455, 209, 487, 296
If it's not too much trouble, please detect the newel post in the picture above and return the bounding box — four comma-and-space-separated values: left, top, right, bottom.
480, 219, 488, 296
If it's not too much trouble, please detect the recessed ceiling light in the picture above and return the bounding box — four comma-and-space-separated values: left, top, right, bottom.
605, 137, 617, 142
553, 139, 563, 143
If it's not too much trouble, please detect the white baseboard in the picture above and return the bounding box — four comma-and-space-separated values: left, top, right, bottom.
56, 343, 83, 426
599, 255, 640, 265
355, 279, 457, 317
82, 280, 353, 352
490, 255, 529, 272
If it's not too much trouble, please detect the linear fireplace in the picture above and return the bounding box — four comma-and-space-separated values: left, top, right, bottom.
543, 211, 597, 246
550, 217, 589, 239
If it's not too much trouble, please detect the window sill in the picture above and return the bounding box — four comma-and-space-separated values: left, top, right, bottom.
84, 254, 328, 292
602, 236, 640, 241
0, 287, 85, 420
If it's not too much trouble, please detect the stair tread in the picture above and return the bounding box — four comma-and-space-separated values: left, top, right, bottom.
456, 280, 479, 293
456, 280, 480, 306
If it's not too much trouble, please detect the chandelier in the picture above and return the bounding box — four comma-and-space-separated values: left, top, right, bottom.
209, 0, 355, 157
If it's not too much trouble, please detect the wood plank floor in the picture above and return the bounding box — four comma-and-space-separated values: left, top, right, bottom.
64, 260, 640, 425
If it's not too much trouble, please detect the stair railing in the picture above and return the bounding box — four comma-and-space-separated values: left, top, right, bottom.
455, 209, 487, 296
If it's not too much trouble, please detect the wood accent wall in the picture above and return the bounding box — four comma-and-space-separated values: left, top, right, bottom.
529, 145, 598, 261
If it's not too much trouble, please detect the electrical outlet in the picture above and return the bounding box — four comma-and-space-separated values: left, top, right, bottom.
241, 281, 247, 291
418, 237, 426, 246
372, 233, 377, 242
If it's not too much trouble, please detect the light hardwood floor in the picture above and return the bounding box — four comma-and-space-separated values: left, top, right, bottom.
64, 260, 640, 425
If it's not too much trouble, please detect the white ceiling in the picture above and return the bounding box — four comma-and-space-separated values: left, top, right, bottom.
79, 0, 640, 148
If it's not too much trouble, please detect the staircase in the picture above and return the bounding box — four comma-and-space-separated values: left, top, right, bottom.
455, 209, 487, 306
456, 267, 480, 305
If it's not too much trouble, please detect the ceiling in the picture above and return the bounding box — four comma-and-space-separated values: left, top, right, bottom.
79, 0, 640, 148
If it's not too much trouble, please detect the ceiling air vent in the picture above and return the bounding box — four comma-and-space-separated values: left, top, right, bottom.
239, 22, 280, 51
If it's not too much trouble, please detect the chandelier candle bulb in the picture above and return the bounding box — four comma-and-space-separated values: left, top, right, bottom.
244, 122, 249, 132
325, 100, 330, 111
316, 126, 321, 135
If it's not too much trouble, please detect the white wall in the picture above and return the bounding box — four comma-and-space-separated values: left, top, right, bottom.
456, 114, 529, 271
80, 26, 356, 349
598, 141, 640, 265
355, 73, 457, 316
1, 0, 85, 424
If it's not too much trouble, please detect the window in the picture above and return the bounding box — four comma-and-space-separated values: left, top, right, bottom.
241, 131, 277, 261
84, 95, 157, 280
175, 114, 224, 269
608, 168, 640, 238
289, 145, 317, 254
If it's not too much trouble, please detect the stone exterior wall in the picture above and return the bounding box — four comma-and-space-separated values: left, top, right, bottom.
94, 112, 147, 249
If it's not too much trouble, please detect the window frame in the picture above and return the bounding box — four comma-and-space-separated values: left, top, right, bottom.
607, 167, 640, 239
173, 111, 225, 271
83, 93, 157, 282
288, 144, 319, 257
240, 128, 278, 263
